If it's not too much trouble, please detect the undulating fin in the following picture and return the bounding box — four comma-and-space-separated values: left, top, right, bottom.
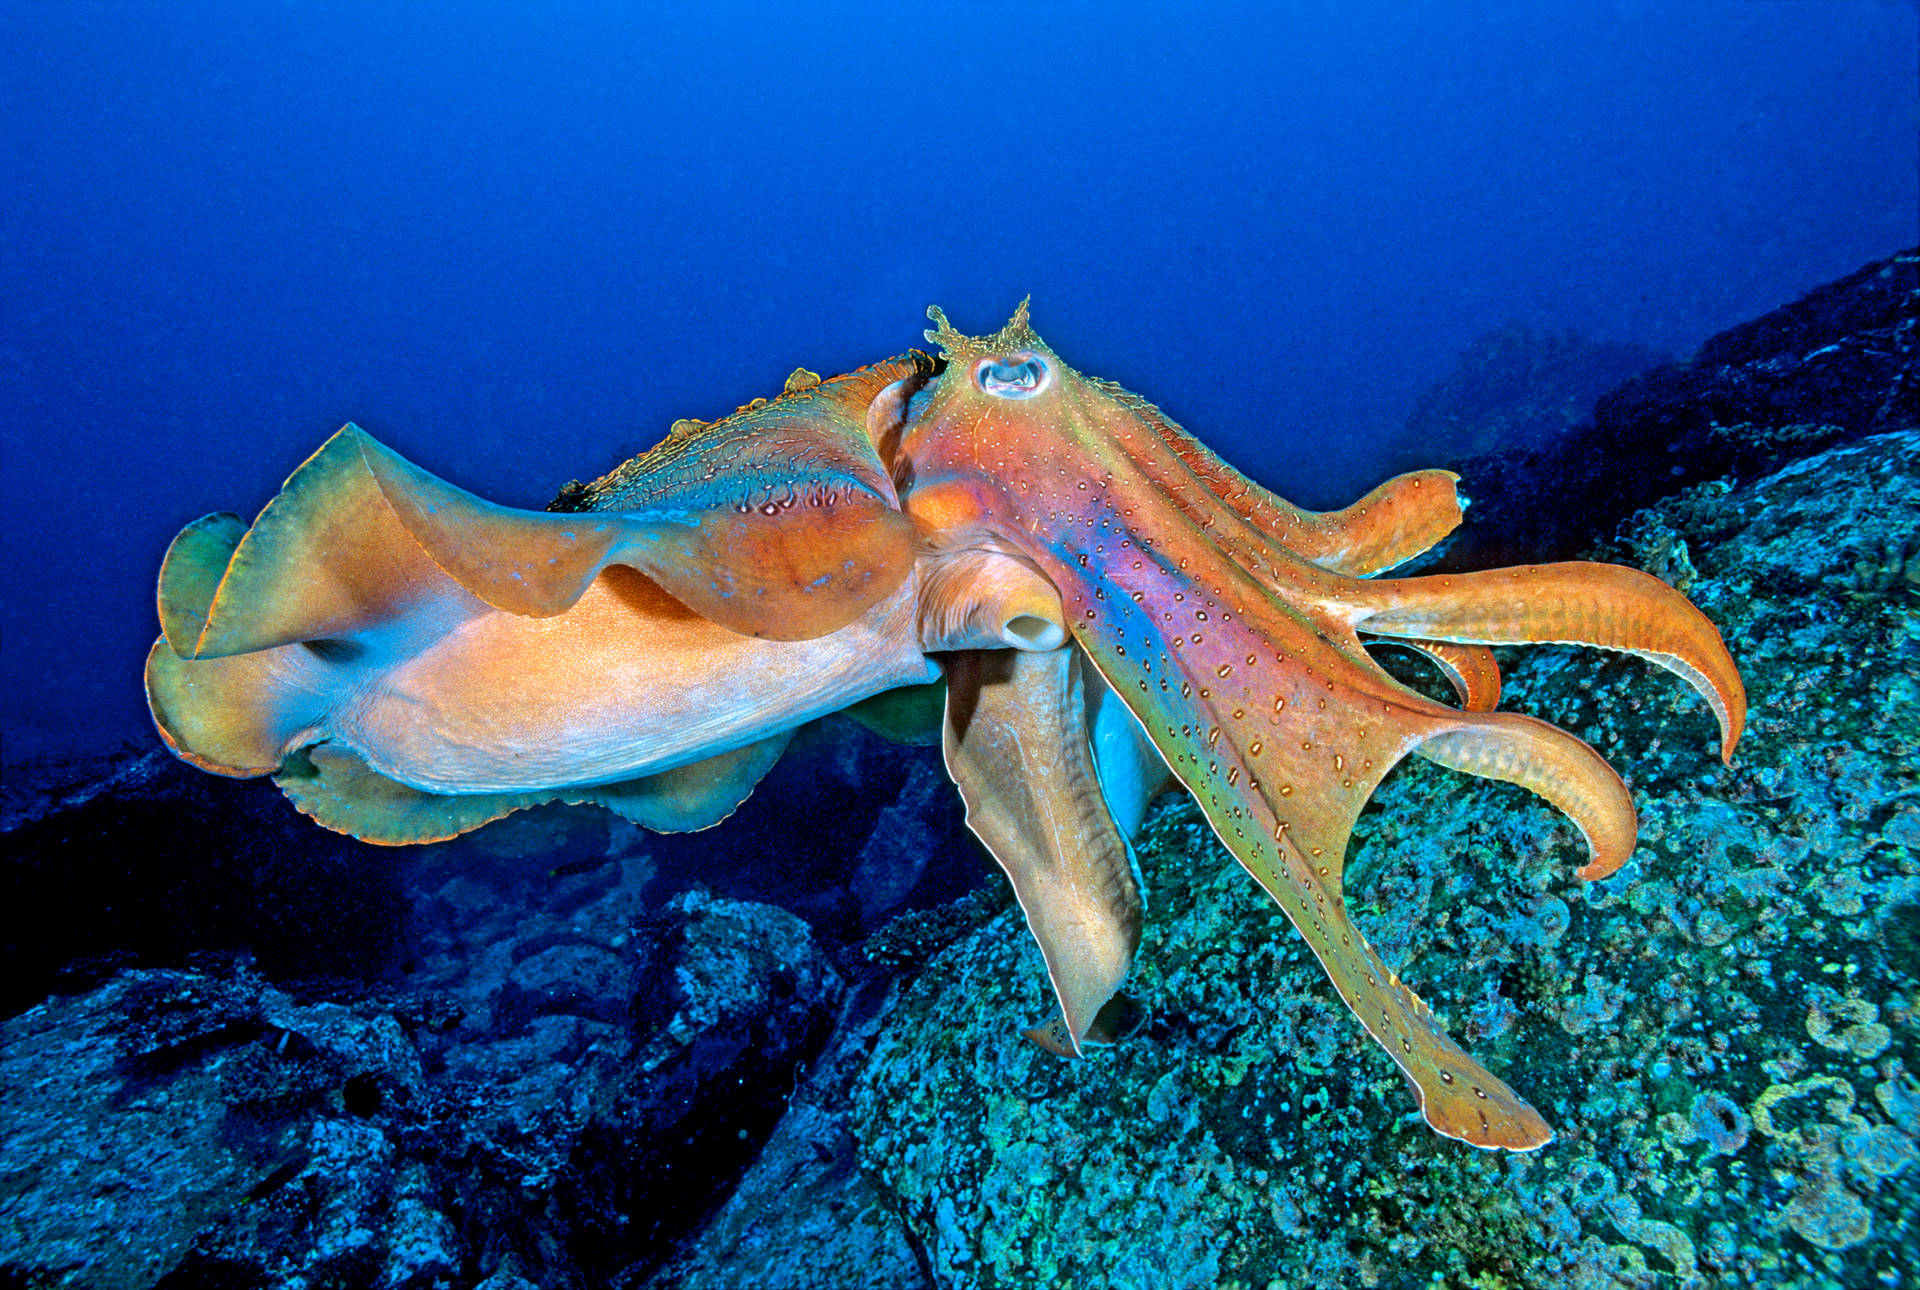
366, 430, 913, 644
148, 472, 473, 775
185, 427, 474, 660
1088, 383, 1465, 577
841, 681, 947, 747
156, 512, 246, 658
276, 743, 556, 844
275, 731, 796, 846
1340, 562, 1747, 761
1370, 639, 1504, 711
1415, 715, 1637, 880
145, 636, 308, 777
943, 646, 1144, 1055
589, 731, 793, 832
355, 432, 643, 620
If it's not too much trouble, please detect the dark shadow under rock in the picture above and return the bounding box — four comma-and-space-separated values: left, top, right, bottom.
642, 883, 1021, 1290
643, 716, 986, 942
1, 748, 410, 1019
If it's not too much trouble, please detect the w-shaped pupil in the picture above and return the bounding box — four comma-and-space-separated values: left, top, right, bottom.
978, 357, 1048, 399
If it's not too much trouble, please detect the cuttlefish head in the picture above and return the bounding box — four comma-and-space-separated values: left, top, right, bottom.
897, 298, 1070, 495
888, 302, 1747, 1152
856, 304, 1172, 1058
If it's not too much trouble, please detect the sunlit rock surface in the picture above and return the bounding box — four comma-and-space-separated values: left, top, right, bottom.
830, 428, 1919, 1288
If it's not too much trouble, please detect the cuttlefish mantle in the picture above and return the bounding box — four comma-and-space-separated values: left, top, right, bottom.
148, 306, 1745, 1152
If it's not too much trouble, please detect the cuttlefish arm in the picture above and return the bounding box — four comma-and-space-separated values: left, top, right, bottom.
896, 303, 1746, 1149
1369, 639, 1504, 712
1335, 564, 1747, 770
1112, 382, 1469, 578
1059, 544, 1581, 1149
147, 354, 944, 843
894, 541, 1157, 1055
943, 646, 1146, 1055
1082, 373, 1507, 707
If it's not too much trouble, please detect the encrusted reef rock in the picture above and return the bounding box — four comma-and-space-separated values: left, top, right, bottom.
1433, 248, 1917, 569
0, 885, 843, 1289
826, 428, 1919, 1288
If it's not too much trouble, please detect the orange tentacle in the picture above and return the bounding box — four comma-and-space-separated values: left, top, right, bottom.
1373, 639, 1504, 711
1417, 713, 1638, 880
1340, 562, 1746, 762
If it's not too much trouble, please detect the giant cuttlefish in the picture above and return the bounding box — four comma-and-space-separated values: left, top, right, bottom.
147, 303, 1744, 1150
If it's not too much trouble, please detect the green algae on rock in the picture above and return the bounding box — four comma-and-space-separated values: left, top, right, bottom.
844, 430, 1920, 1288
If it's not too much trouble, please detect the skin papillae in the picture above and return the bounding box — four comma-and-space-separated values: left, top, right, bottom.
147, 305, 1745, 1151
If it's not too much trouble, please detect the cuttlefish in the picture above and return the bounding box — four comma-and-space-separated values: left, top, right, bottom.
147, 303, 1744, 1150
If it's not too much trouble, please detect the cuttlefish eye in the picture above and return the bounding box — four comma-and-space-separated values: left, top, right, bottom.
974, 354, 1051, 399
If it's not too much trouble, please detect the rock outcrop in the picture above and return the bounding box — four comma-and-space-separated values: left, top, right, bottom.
829, 426, 1920, 1288
0, 886, 844, 1288
1429, 248, 1916, 570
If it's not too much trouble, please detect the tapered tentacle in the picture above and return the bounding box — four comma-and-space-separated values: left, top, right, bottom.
1339, 562, 1746, 762
1416, 713, 1638, 880
1371, 639, 1503, 711
1250, 469, 1467, 577
943, 646, 1144, 1055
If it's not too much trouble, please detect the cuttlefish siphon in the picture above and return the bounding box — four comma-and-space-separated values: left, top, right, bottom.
147, 303, 1744, 1150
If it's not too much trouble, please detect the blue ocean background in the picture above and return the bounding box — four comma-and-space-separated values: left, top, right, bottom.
2, 0, 1913, 764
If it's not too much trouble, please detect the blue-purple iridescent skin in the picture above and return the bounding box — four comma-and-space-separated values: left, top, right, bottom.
891, 303, 1744, 1150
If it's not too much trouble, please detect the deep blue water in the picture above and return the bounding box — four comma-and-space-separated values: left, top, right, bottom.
3, 0, 1914, 762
